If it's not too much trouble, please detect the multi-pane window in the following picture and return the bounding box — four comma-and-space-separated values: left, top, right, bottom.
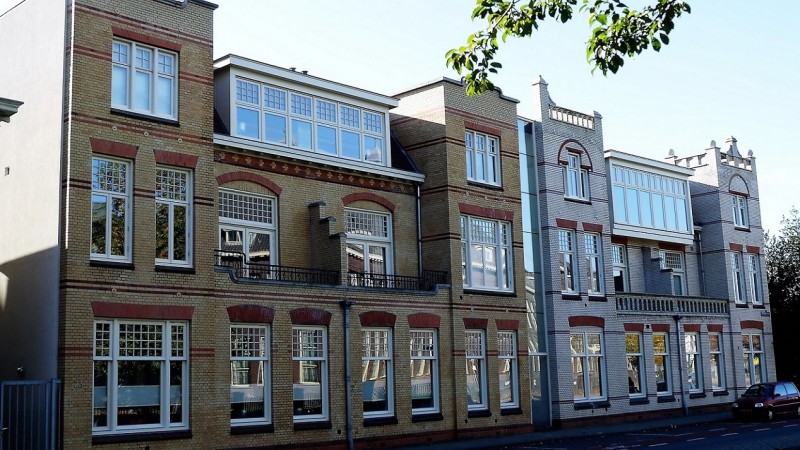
564, 153, 589, 200
465, 130, 500, 185
230, 326, 270, 425
684, 332, 702, 393
461, 216, 513, 291
218, 189, 277, 278
292, 327, 328, 421
611, 166, 690, 232
91, 158, 132, 261
709, 332, 724, 391
660, 251, 685, 296
155, 167, 191, 266
410, 330, 439, 414
345, 209, 393, 287
653, 333, 671, 395
625, 333, 644, 396
570, 331, 605, 401
111, 40, 177, 119
732, 195, 749, 228
584, 233, 603, 295
742, 332, 764, 387
731, 252, 747, 304
612, 244, 628, 292
498, 332, 519, 408
746, 254, 763, 305
465, 330, 488, 410
234, 78, 387, 165
92, 320, 188, 434
558, 229, 576, 293
362, 328, 393, 417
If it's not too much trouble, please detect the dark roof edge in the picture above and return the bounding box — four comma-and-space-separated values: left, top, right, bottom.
392, 77, 520, 104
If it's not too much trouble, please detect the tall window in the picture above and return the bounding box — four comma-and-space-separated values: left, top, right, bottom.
732, 195, 749, 228
292, 327, 328, 421
611, 166, 690, 232
564, 153, 589, 200
345, 209, 393, 287
91, 158, 132, 262
497, 331, 519, 409
558, 229, 576, 293
709, 332, 724, 391
746, 254, 763, 305
465, 130, 500, 186
111, 39, 177, 119
570, 331, 605, 401
625, 332, 644, 397
461, 216, 513, 291
362, 328, 393, 418
230, 325, 271, 425
234, 78, 387, 165
410, 330, 439, 414
218, 189, 277, 277
612, 244, 628, 292
742, 332, 764, 387
653, 332, 671, 395
465, 330, 488, 410
155, 167, 191, 266
660, 251, 685, 296
92, 320, 188, 434
684, 332, 702, 393
731, 252, 746, 304
584, 233, 603, 295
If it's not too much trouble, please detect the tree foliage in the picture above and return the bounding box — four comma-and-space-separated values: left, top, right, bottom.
446, 0, 691, 95
766, 208, 800, 380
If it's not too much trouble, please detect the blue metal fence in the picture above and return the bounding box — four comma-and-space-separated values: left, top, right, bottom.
0, 380, 62, 450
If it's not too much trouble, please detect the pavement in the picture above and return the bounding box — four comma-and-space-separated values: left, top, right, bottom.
398, 411, 733, 449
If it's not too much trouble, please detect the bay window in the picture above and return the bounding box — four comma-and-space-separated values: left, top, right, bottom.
461, 216, 513, 291
611, 166, 690, 232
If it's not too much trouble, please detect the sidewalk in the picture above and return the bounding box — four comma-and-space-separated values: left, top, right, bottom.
398, 411, 732, 449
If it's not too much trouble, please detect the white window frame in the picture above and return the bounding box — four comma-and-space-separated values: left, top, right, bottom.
746, 253, 763, 305
611, 166, 691, 232
461, 215, 513, 292
732, 195, 749, 228
111, 39, 178, 120
465, 130, 501, 186
570, 330, 606, 401
230, 325, 271, 426
497, 331, 519, 409
584, 233, 603, 295
612, 244, 628, 292
362, 328, 394, 418
708, 332, 725, 391
660, 250, 686, 296
465, 330, 488, 410
558, 229, 577, 293
653, 332, 672, 396
292, 326, 328, 422
345, 208, 394, 286
218, 189, 278, 276
92, 319, 188, 435
625, 332, 645, 397
742, 332, 765, 387
564, 153, 589, 200
731, 252, 747, 304
155, 166, 192, 267
90, 157, 132, 262
684, 332, 702, 393
410, 329, 439, 414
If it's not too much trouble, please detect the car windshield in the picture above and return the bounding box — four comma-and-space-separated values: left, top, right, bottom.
743, 384, 774, 397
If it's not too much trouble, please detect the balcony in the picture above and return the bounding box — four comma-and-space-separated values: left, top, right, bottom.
615, 293, 729, 316
347, 270, 448, 291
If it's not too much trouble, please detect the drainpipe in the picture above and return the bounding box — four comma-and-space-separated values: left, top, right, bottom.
340, 298, 355, 450
673, 315, 688, 416
415, 183, 423, 277
695, 229, 706, 296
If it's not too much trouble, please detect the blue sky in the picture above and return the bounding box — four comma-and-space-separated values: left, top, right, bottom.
213, 0, 799, 234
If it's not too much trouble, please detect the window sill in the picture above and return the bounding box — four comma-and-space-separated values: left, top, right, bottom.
733, 226, 751, 232
110, 108, 180, 126
467, 180, 503, 191
587, 295, 607, 302
657, 395, 676, 403
689, 392, 706, 399
561, 293, 582, 301
155, 265, 196, 274
231, 423, 273, 435
89, 260, 134, 270
467, 408, 492, 418
574, 400, 610, 410
92, 429, 191, 445
363, 415, 398, 427
734, 303, 749, 309
629, 397, 649, 406
463, 288, 516, 297
412, 412, 444, 423
293, 420, 331, 431
712, 390, 730, 397
564, 196, 591, 205
500, 406, 523, 416
752, 304, 766, 309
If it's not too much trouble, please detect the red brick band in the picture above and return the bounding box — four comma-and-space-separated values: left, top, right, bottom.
683, 324, 701, 332
112, 26, 182, 52
342, 192, 396, 212
408, 313, 440, 328
463, 318, 489, 329
495, 319, 519, 330
359, 311, 396, 327
555, 218, 578, 230
624, 323, 644, 332
91, 301, 194, 320
740, 320, 763, 330
154, 149, 199, 168
707, 324, 724, 332
582, 222, 603, 233
227, 305, 275, 324
464, 121, 502, 138
459, 203, 514, 221
290, 308, 332, 326
746, 246, 761, 254
568, 316, 604, 328
652, 324, 671, 332
217, 171, 283, 195
90, 137, 138, 159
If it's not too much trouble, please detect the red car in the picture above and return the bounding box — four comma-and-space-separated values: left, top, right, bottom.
732, 381, 800, 420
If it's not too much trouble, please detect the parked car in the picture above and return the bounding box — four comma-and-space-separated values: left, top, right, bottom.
732, 381, 800, 420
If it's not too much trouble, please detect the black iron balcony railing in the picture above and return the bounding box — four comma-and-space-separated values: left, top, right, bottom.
215, 250, 339, 285
347, 270, 448, 291
616, 292, 729, 316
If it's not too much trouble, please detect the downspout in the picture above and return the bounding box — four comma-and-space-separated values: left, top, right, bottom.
416, 183, 423, 276
673, 315, 688, 416
695, 228, 706, 296
340, 298, 355, 450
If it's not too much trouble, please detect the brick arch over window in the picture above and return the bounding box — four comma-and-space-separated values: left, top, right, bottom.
728, 174, 750, 197
557, 139, 593, 170
568, 315, 604, 328
342, 192, 395, 212
408, 313, 440, 328
359, 311, 396, 327
290, 307, 332, 326
227, 305, 275, 324
216, 171, 283, 196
